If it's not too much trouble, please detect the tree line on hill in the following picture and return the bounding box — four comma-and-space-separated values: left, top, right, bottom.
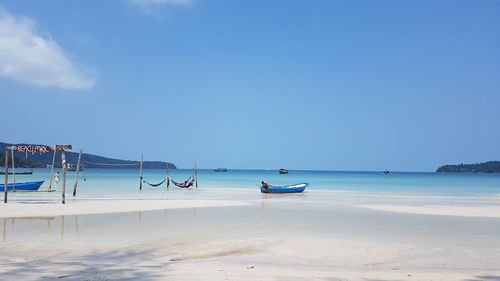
0, 152, 45, 168
437, 161, 500, 173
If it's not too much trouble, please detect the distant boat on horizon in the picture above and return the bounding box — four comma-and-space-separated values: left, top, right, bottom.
214, 168, 228, 172
383, 170, 390, 174
279, 168, 289, 174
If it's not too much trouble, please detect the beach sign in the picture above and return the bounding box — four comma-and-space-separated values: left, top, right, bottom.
4, 144, 73, 204
9, 145, 72, 152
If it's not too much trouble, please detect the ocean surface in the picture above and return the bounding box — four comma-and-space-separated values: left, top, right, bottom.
4, 168, 500, 197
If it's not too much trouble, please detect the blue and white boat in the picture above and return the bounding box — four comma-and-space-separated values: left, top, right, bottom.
260, 183, 308, 193
0, 181, 44, 191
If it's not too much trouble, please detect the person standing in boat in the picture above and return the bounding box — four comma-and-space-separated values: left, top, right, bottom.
54, 171, 60, 184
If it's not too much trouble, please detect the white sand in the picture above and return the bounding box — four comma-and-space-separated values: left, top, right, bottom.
0, 199, 250, 218
1, 237, 499, 281
2, 192, 500, 280
360, 204, 500, 218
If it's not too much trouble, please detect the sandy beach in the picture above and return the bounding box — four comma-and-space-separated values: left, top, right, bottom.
0, 199, 250, 218
1, 189, 500, 281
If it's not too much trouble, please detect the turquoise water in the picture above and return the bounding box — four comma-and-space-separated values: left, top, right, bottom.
5, 168, 500, 196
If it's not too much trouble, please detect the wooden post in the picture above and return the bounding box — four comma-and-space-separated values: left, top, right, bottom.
195, 163, 198, 188
72, 150, 82, 197
48, 149, 57, 191
4, 148, 8, 203
165, 164, 168, 189
10, 150, 15, 190
61, 150, 67, 204
166, 165, 170, 188
139, 154, 143, 191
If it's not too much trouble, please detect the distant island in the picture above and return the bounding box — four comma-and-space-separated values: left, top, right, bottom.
437, 161, 500, 173
0, 142, 176, 169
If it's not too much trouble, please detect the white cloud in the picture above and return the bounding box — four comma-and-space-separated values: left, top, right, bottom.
0, 9, 96, 90
128, 0, 192, 13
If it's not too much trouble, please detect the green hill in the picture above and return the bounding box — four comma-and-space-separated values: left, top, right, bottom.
0, 152, 45, 168
437, 161, 500, 173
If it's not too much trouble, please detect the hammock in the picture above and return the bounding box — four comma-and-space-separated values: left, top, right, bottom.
171, 178, 194, 188
143, 178, 167, 187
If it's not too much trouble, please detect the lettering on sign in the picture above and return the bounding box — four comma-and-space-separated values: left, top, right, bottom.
11, 146, 52, 153
55, 145, 73, 150
7, 145, 73, 152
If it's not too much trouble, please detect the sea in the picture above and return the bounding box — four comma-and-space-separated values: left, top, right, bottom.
5, 168, 500, 197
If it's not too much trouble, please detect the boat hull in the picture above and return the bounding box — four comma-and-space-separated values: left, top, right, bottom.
0, 181, 44, 191
260, 183, 308, 193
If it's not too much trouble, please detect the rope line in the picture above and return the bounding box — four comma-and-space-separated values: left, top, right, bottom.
83, 162, 139, 166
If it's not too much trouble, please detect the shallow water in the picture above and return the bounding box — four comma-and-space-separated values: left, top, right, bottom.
5, 168, 500, 197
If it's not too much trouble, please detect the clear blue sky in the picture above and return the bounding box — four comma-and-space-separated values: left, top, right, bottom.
1, 0, 499, 171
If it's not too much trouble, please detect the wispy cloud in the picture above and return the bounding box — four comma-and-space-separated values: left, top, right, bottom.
0, 9, 96, 90
128, 0, 192, 14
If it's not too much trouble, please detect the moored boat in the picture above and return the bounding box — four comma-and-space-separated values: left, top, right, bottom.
66, 164, 83, 172
0, 181, 44, 191
279, 168, 289, 174
260, 183, 308, 194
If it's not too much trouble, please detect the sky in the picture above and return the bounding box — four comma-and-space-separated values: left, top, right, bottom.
0, 0, 499, 171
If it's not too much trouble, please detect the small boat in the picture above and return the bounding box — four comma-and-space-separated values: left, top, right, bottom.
66, 164, 83, 172
214, 168, 227, 172
0, 181, 44, 191
260, 183, 308, 194
0, 169, 33, 175
279, 169, 289, 174
383, 170, 390, 174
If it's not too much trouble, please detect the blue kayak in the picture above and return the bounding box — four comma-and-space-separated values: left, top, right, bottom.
0, 181, 44, 191
260, 183, 308, 193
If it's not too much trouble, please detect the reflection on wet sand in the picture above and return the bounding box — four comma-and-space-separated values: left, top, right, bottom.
75, 215, 79, 240
2, 218, 5, 243
60, 216, 64, 242
1, 215, 81, 243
